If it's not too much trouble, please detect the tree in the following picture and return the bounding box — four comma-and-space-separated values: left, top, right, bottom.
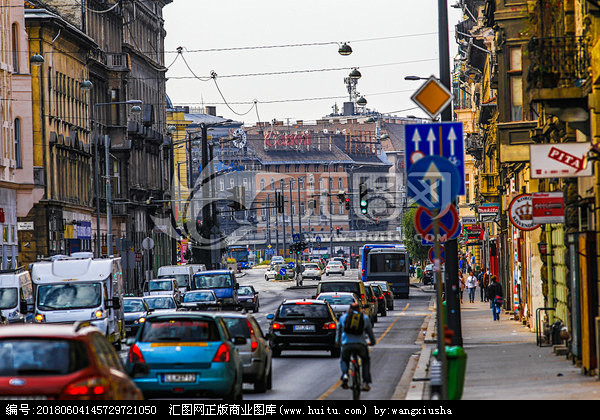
402, 207, 429, 266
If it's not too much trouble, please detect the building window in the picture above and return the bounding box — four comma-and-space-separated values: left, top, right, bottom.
11, 23, 19, 73
270, 178, 275, 190
508, 47, 523, 121
338, 177, 343, 190
14, 119, 22, 168
260, 178, 265, 191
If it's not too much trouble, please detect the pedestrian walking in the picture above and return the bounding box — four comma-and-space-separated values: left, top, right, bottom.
487, 276, 503, 321
479, 270, 489, 302
466, 270, 478, 303
458, 270, 466, 304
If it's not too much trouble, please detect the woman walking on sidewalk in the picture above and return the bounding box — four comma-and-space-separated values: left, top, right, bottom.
466, 270, 478, 303
458, 270, 466, 304
487, 276, 503, 321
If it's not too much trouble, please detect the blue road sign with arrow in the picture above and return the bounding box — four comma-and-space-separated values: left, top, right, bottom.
407, 155, 460, 210
405, 122, 465, 195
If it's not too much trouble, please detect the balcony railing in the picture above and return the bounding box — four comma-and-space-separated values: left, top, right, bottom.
527, 36, 590, 90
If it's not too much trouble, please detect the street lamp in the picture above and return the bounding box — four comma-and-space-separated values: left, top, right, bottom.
338, 42, 352, 56
93, 100, 142, 257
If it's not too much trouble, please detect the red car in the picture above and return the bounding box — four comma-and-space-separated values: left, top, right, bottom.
0, 323, 143, 400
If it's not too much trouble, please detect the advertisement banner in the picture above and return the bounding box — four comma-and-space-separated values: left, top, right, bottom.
532, 192, 565, 224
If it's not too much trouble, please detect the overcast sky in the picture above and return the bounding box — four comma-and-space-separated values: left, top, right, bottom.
163, 0, 463, 125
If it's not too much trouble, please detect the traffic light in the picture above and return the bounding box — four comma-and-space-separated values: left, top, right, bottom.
275, 192, 284, 213
337, 191, 345, 202
289, 243, 295, 255
359, 182, 368, 214
345, 197, 350, 210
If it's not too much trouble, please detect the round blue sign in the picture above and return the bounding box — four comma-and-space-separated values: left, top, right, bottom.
407, 155, 461, 210
279, 268, 287, 276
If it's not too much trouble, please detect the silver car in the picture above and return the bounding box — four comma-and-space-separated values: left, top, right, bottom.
221, 312, 273, 393
180, 289, 219, 310
316, 292, 358, 319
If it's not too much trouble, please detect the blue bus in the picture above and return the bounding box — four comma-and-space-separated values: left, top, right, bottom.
228, 246, 249, 269
359, 244, 410, 298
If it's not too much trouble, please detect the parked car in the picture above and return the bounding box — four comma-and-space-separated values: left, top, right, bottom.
423, 264, 434, 285
221, 312, 272, 393
143, 295, 179, 313
237, 285, 259, 313
325, 261, 345, 276
126, 312, 245, 400
315, 292, 359, 319
301, 263, 322, 282
180, 290, 219, 311
367, 281, 394, 310
123, 297, 151, 337
0, 323, 142, 400
267, 299, 339, 357
367, 283, 387, 316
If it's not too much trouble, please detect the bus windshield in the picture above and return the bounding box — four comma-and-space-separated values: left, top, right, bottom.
369, 252, 407, 273
229, 247, 248, 263
37, 283, 102, 310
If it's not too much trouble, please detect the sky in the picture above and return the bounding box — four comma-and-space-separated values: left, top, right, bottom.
163, 0, 464, 126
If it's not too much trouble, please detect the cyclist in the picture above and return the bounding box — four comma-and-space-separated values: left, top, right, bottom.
335, 302, 376, 391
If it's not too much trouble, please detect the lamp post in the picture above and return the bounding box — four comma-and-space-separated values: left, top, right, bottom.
93, 100, 142, 257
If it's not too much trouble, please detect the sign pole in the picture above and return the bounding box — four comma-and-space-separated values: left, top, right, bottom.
433, 212, 447, 400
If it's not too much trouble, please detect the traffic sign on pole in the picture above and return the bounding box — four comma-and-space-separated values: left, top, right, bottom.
414, 204, 460, 243
407, 155, 461, 210
405, 122, 465, 195
410, 76, 453, 120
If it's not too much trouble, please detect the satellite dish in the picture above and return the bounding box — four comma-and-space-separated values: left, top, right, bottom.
232, 128, 247, 148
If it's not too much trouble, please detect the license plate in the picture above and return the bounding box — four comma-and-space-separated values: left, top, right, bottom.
163, 373, 197, 383
293, 324, 315, 332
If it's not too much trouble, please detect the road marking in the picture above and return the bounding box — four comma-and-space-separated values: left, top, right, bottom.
317, 303, 410, 400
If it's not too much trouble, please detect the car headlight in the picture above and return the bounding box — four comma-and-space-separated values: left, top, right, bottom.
35, 313, 45, 323
92, 310, 104, 319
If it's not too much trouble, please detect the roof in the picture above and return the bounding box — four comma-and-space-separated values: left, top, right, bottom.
195, 270, 233, 275
0, 323, 100, 339
31, 257, 118, 283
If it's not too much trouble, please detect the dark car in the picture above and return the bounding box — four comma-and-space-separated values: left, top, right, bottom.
237, 285, 259, 313
423, 264, 434, 285
367, 281, 394, 310
123, 297, 151, 337
267, 299, 339, 358
180, 290, 219, 311
221, 312, 272, 393
367, 283, 387, 317
0, 323, 142, 400
364, 284, 379, 324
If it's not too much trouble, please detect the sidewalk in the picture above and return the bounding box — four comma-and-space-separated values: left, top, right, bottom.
404, 293, 600, 400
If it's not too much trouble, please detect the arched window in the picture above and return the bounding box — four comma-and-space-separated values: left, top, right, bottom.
14, 118, 22, 168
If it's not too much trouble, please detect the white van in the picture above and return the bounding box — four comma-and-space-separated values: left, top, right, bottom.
157, 265, 194, 294
0, 267, 33, 323
142, 278, 182, 303
31, 255, 125, 348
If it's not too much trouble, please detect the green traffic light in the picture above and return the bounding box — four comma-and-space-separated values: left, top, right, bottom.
361, 208, 368, 214
360, 200, 367, 207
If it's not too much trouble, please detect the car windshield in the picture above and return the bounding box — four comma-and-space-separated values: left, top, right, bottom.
238, 286, 253, 296
279, 303, 329, 319
194, 274, 232, 289
144, 297, 177, 310
183, 292, 215, 303
0, 339, 89, 376
140, 318, 220, 342
159, 274, 189, 288
37, 283, 102, 310
0, 288, 18, 309
124, 299, 145, 313
317, 295, 355, 305
222, 317, 251, 338
149, 280, 173, 292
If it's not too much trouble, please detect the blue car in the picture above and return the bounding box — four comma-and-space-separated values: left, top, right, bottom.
126, 312, 245, 400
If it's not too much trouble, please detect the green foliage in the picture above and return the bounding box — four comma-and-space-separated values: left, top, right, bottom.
402, 206, 429, 265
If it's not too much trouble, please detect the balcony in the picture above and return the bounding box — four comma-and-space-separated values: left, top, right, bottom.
527, 36, 590, 105
106, 53, 130, 72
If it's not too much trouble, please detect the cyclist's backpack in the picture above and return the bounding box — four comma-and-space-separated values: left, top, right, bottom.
343, 311, 365, 335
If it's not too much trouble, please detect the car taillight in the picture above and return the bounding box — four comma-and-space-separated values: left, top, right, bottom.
272, 322, 286, 330
213, 342, 231, 363
247, 320, 258, 352
62, 376, 109, 398
128, 343, 145, 364
361, 269, 365, 277
322, 322, 337, 330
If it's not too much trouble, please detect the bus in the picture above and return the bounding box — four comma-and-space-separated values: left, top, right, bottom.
359, 244, 410, 298
228, 245, 249, 269
359, 244, 406, 281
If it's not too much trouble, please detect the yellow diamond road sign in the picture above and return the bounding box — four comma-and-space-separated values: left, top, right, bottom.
410, 76, 453, 120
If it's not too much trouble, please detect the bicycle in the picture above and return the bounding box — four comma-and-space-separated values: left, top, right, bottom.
348, 350, 362, 400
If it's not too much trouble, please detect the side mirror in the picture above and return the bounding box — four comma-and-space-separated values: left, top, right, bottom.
112, 297, 121, 310
19, 300, 28, 314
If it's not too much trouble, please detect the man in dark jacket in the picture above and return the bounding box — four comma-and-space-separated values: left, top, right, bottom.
487, 276, 503, 321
